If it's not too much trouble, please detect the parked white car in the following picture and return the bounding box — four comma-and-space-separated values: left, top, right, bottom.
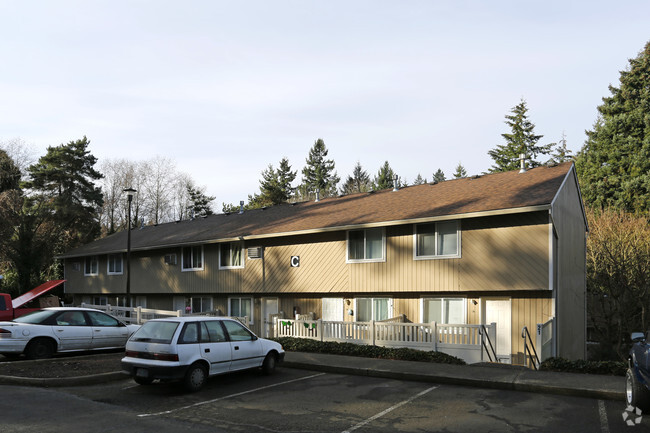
121, 316, 285, 392
0, 307, 140, 359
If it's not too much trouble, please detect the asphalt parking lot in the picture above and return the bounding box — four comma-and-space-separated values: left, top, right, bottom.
1, 365, 642, 433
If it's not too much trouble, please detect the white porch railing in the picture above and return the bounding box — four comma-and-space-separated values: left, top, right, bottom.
80, 303, 248, 326
274, 318, 497, 364
536, 318, 554, 361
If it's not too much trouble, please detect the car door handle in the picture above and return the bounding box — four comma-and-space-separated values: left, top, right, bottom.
234, 346, 239, 350
94, 329, 101, 332
204, 348, 210, 353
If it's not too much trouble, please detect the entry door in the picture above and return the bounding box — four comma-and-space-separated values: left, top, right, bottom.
322, 298, 344, 321
261, 298, 279, 338
484, 299, 512, 363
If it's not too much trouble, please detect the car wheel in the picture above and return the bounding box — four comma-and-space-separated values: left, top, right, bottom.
134, 376, 154, 386
183, 363, 207, 392
262, 353, 277, 375
626, 368, 650, 410
25, 339, 55, 360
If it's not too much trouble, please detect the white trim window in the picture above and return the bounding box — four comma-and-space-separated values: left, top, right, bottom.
107, 254, 123, 275
182, 246, 204, 271
355, 297, 393, 322
219, 242, 244, 269
84, 256, 99, 276
92, 296, 108, 306
229, 297, 253, 324
421, 297, 466, 324
414, 221, 460, 259
347, 228, 385, 262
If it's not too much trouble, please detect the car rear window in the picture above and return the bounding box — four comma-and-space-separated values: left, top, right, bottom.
13, 310, 55, 324
130, 321, 179, 344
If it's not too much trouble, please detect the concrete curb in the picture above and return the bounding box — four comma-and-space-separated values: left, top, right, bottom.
281, 359, 626, 402
0, 371, 126, 387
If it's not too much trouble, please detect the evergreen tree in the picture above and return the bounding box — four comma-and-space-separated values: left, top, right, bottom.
374, 161, 399, 190
549, 132, 573, 164
300, 139, 340, 199
0, 149, 21, 192
23, 136, 104, 244
341, 161, 371, 194
187, 185, 215, 217
453, 162, 467, 179
488, 99, 552, 172
260, 157, 296, 205
576, 42, 650, 213
412, 174, 426, 185
432, 169, 446, 183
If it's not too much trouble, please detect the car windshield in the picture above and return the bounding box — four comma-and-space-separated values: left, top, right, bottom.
130, 321, 179, 344
13, 310, 56, 324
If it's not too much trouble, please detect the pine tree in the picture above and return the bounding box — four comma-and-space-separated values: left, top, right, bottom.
576, 42, 650, 213
0, 149, 21, 192
432, 169, 446, 183
341, 161, 371, 194
374, 161, 399, 190
548, 132, 573, 164
488, 99, 552, 172
300, 139, 340, 199
453, 162, 467, 179
187, 186, 215, 217
412, 174, 427, 185
255, 157, 297, 206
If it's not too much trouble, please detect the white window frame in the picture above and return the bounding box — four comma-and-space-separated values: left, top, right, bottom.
413, 221, 461, 260
420, 297, 467, 324
107, 253, 123, 275
181, 246, 204, 271
92, 296, 108, 306
219, 242, 245, 269
346, 228, 386, 263
228, 297, 253, 325
84, 256, 99, 276
354, 297, 393, 322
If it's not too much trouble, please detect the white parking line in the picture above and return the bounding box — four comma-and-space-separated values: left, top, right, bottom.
341, 385, 439, 433
598, 400, 610, 433
138, 372, 326, 417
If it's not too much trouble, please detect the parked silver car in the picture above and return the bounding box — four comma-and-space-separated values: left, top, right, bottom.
0, 307, 140, 359
121, 316, 285, 392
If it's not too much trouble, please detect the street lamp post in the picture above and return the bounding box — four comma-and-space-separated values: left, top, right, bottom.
124, 187, 136, 305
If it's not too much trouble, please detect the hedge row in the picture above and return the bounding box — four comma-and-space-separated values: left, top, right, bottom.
272, 337, 466, 365
539, 357, 627, 376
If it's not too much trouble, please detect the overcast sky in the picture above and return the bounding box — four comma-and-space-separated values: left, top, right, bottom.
1, 1, 649, 207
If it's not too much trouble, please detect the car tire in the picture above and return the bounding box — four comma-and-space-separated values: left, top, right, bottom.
183, 363, 207, 392
25, 338, 55, 360
134, 376, 154, 386
626, 368, 650, 411
262, 353, 277, 375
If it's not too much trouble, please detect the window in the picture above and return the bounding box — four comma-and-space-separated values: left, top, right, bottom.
84, 256, 98, 276
222, 320, 255, 341
347, 228, 385, 262
182, 246, 203, 271
201, 320, 227, 343
415, 221, 460, 259
356, 298, 392, 322
422, 298, 466, 324
229, 297, 253, 324
220, 242, 244, 269
87, 311, 120, 327
93, 296, 108, 306
107, 254, 123, 275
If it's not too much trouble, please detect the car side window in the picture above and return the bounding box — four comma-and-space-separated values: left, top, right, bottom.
56, 311, 87, 326
202, 321, 227, 343
222, 320, 254, 342
179, 322, 199, 344
87, 311, 120, 327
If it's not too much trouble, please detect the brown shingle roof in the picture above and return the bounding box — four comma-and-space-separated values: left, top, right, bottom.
60, 162, 575, 258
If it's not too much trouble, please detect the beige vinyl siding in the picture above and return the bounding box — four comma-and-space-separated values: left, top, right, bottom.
460, 213, 549, 291
509, 295, 554, 364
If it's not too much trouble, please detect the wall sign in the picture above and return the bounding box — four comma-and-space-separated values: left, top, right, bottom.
290, 256, 300, 267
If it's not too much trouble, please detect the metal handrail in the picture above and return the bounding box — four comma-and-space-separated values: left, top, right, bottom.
522, 326, 540, 370
480, 324, 498, 362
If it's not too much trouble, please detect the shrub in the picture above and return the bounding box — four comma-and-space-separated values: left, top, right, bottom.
272, 337, 465, 365
540, 357, 626, 376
